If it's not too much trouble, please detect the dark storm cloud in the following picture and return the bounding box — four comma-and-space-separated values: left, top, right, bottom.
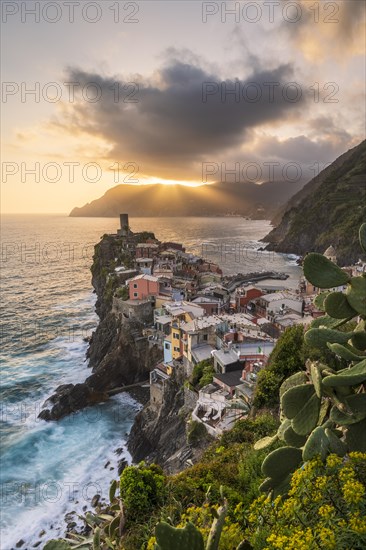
56, 59, 309, 178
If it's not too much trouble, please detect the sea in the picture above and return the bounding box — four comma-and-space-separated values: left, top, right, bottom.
0, 215, 301, 549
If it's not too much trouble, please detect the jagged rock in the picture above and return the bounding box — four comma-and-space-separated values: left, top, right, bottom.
117, 458, 128, 475
91, 494, 101, 507
38, 531, 45, 537
15, 540, 24, 548
104, 461, 110, 468
114, 447, 123, 456
38, 383, 109, 420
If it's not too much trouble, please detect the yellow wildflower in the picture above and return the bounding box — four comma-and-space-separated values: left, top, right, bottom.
342, 479, 365, 505
349, 513, 366, 534
326, 454, 342, 468
318, 504, 334, 519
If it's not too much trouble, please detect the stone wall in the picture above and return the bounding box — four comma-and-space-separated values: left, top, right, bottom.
184, 386, 198, 411
112, 297, 154, 324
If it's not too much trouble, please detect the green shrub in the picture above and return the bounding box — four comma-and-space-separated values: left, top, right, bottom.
115, 285, 129, 300
120, 462, 166, 524
191, 359, 214, 388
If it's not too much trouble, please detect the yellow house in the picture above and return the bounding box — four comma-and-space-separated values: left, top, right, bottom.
171, 321, 182, 359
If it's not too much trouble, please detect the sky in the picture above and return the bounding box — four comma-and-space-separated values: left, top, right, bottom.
1, 0, 365, 213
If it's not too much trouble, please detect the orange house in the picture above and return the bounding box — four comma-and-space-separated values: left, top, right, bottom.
128, 274, 160, 300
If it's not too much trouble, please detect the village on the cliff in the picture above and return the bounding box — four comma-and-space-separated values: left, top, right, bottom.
107, 214, 366, 438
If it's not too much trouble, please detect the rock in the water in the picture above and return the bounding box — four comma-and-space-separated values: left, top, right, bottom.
91, 494, 101, 507
117, 458, 128, 475
15, 540, 25, 548
38, 409, 52, 421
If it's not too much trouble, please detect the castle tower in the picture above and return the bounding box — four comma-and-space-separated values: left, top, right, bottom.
324, 245, 337, 265
117, 213, 129, 237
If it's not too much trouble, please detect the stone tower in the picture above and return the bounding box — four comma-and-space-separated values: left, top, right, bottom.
117, 213, 129, 237
324, 245, 337, 265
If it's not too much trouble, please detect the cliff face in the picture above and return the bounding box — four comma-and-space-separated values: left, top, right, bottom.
128, 373, 187, 470
39, 234, 162, 420
127, 371, 208, 474
264, 140, 366, 266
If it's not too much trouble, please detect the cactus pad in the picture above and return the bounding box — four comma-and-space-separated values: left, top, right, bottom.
281, 384, 315, 419
43, 542, 71, 550
261, 447, 302, 481
283, 424, 307, 447
325, 428, 347, 456
254, 434, 278, 450
323, 359, 366, 387
279, 372, 308, 399
346, 277, 366, 315
327, 342, 365, 362
277, 418, 292, 441
302, 427, 329, 461
303, 253, 350, 289
309, 362, 323, 398
346, 418, 366, 452
359, 223, 366, 253
304, 327, 352, 350
313, 292, 329, 312
292, 393, 321, 436
324, 292, 357, 319
155, 521, 204, 550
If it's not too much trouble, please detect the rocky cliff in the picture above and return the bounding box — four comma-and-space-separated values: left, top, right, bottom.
39, 234, 162, 421
128, 370, 209, 474
264, 140, 366, 266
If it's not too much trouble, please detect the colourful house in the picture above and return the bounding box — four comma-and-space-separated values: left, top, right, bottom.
128, 274, 159, 300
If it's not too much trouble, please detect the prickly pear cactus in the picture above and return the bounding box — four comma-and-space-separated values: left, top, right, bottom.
254, 223, 366, 497
43, 542, 72, 550
155, 521, 204, 550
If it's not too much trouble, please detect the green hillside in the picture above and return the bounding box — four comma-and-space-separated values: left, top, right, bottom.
264, 140, 366, 266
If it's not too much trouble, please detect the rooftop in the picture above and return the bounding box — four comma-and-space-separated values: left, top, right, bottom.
136, 257, 154, 263
192, 296, 221, 304
128, 273, 159, 283
191, 344, 215, 363
260, 291, 302, 303
213, 370, 243, 388
155, 315, 173, 325
181, 315, 225, 333
212, 348, 239, 366
136, 243, 159, 248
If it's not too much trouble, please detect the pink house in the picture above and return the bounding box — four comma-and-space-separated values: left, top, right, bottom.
128, 274, 159, 300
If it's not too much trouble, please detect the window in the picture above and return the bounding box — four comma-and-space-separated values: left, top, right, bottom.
174, 347, 180, 352
133, 292, 138, 297
173, 333, 179, 339
203, 334, 208, 341
164, 343, 170, 350
133, 283, 138, 289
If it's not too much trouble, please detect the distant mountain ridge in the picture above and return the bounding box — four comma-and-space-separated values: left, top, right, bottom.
69, 180, 305, 219
264, 140, 366, 266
